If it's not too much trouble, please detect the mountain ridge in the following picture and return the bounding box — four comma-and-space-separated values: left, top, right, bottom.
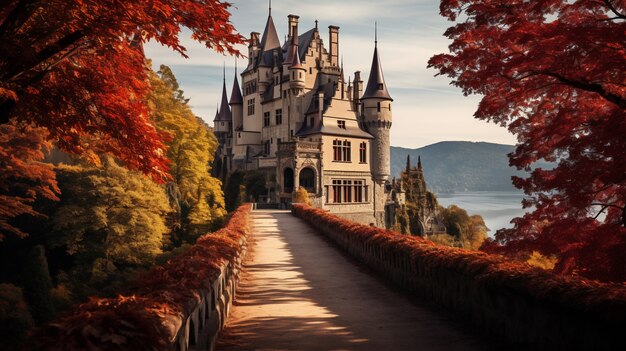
391, 141, 525, 193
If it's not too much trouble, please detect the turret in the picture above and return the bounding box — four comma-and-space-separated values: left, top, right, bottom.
285, 20, 305, 92
229, 63, 243, 131
362, 26, 393, 182
214, 68, 232, 134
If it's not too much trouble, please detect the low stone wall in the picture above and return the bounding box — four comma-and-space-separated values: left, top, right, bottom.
292, 204, 626, 349
33, 204, 252, 351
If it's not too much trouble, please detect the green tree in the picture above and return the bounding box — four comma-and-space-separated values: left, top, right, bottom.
49, 157, 171, 297
148, 65, 225, 242
0, 283, 34, 351
439, 205, 488, 250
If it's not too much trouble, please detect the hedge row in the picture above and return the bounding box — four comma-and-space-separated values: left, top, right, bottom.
31, 204, 252, 351
292, 204, 626, 349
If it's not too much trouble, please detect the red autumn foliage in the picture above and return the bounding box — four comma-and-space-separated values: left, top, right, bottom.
428, 0, 626, 282
0, 120, 59, 239
292, 204, 626, 317
0, 0, 245, 180
30, 204, 251, 351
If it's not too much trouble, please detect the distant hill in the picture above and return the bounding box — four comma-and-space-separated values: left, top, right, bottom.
391, 141, 538, 192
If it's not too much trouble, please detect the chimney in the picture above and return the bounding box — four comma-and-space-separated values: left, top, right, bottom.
249, 32, 261, 65
328, 25, 339, 67
288, 15, 300, 41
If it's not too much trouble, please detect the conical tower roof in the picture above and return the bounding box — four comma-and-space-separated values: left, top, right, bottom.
216, 69, 231, 121
230, 64, 243, 105
362, 26, 393, 101
260, 10, 280, 53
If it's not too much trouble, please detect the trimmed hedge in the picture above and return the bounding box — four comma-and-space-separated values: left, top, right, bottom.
31, 204, 251, 351
292, 204, 626, 349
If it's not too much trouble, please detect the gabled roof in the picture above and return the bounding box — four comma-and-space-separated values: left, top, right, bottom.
362, 45, 393, 101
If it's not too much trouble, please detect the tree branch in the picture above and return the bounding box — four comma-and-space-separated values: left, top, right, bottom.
533, 70, 625, 108
603, 0, 626, 20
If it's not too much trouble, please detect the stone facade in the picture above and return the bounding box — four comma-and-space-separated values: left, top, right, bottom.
213, 6, 403, 227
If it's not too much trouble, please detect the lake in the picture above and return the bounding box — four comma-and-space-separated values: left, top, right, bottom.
435, 192, 528, 236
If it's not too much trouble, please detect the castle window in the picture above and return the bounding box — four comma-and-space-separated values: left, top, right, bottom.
333, 139, 341, 161
332, 180, 342, 203
309, 67, 312, 74
377, 102, 381, 112
247, 98, 255, 115
337, 120, 346, 129
329, 179, 366, 204
275, 109, 282, 125
333, 139, 351, 162
378, 83, 384, 90
354, 180, 364, 202
359, 142, 367, 163
343, 180, 352, 202
343, 140, 351, 162
243, 80, 257, 95
264, 140, 270, 155
263, 111, 270, 126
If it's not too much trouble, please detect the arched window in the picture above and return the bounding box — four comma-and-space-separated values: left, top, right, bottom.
299, 167, 315, 191
284, 168, 294, 193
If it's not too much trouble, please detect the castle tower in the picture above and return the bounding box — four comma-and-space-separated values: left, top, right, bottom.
362, 26, 393, 182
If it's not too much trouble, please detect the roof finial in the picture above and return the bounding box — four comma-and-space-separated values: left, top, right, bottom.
234, 59, 237, 74
269, 0, 271, 16
315, 20, 318, 30
223, 62, 226, 81
375, 21, 378, 48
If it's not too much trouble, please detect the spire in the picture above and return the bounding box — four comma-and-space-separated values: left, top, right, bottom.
213, 105, 219, 122
418, 155, 422, 170
286, 31, 304, 69
361, 24, 393, 101
341, 56, 345, 81
406, 155, 411, 175
217, 68, 231, 121
375, 21, 378, 48
260, 5, 280, 52
230, 61, 243, 105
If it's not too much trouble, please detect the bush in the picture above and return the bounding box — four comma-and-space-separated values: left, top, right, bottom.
293, 187, 311, 205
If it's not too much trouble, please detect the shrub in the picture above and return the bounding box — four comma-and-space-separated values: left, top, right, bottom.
293, 187, 311, 205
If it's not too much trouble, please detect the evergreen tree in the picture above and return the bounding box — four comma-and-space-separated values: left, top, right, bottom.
19, 245, 55, 324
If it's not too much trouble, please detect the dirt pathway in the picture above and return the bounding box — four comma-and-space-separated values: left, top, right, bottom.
216, 210, 496, 351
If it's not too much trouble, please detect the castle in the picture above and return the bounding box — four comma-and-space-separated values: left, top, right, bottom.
213, 7, 402, 227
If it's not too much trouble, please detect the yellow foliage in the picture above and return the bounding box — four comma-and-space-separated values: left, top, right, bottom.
293, 187, 311, 205
526, 251, 558, 270
148, 65, 225, 232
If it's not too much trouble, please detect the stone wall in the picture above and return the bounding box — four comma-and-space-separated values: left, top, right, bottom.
292, 204, 626, 350
33, 205, 252, 351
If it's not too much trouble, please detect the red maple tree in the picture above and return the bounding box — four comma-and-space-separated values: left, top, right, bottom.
0, 1, 244, 238
0, 0, 244, 179
429, 0, 625, 282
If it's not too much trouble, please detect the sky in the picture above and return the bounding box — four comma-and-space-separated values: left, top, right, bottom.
144, 0, 517, 149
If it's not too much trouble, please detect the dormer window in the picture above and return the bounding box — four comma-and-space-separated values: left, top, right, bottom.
337, 120, 346, 129
378, 83, 384, 90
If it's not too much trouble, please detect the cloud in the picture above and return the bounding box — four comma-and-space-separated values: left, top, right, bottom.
144, 0, 517, 148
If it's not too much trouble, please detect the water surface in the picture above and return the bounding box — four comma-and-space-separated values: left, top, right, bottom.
435, 192, 528, 236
